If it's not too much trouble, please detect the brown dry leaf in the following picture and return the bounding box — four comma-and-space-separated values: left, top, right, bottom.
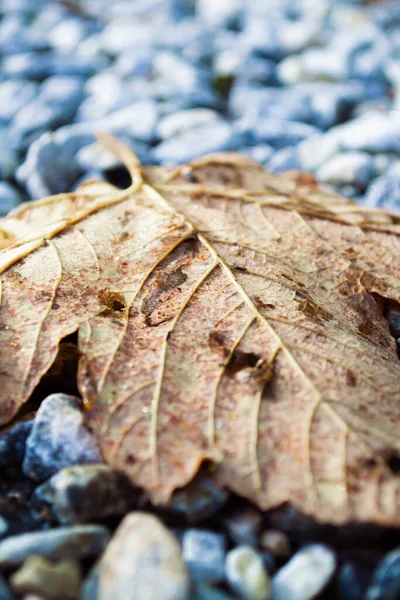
1, 135, 400, 525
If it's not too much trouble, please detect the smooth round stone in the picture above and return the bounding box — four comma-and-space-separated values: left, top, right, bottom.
259, 530, 291, 559
335, 113, 400, 154
0, 81, 38, 122
0, 525, 110, 568
35, 464, 139, 525
316, 151, 374, 190
197, 0, 243, 29
47, 19, 97, 52
182, 529, 226, 583
157, 108, 221, 140
16, 133, 83, 199
225, 546, 271, 600
0, 182, 22, 216
267, 147, 302, 173
10, 556, 81, 599
22, 394, 103, 481
153, 121, 239, 165
367, 548, 400, 600
272, 545, 336, 600
98, 512, 190, 600
363, 175, 400, 211
248, 119, 320, 149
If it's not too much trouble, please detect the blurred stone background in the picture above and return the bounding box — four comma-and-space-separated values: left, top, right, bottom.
0, 0, 400, 215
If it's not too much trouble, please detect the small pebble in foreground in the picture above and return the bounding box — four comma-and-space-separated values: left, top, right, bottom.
10, 555, 81, 599
97, 512, 190, 600
272, 544, 336, 600
225, 545, 271, 600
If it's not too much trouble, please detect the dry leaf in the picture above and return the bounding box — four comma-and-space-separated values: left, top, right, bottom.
1, 135, 400, 525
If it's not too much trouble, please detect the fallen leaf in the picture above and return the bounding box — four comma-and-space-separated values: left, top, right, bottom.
1, 135, 400, 525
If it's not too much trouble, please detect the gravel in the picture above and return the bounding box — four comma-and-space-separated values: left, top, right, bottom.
0, 1, 400, 598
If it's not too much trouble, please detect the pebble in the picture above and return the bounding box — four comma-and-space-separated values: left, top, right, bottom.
16, 133, 83, 199
316, 151, 375, 190
259, 530, 291, 559
334, 113, 400, 154
0, 574, 14, 600
367, 547, 400, 600
170, 472, 229, 522
22, 394, 103, 482
247, 119, 320, 149
153, 121, 239, 165
182, 529, 226, 583
157, 108, 221, 140
272, 544, 336, 600
0, 525, 110, 568
10, 556, 82, 599
225, 546, 271, 600
35, 464, 140, 525
364, 174, 400, 211
97, 512, 190, 600
223, 506, 262, 547
0, 81, 38, 123
0, 182, 22, 216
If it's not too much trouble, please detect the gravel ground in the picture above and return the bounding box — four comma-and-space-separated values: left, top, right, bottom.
1, 0, 400, 599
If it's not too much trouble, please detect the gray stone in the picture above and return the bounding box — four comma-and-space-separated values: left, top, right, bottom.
335, 113, 400, 154
47, 19, 97, 52
278, 47, 350, 84
0, 420, 33, 469
153, 122, 238, 165
0, 525, 110, 568
367, 547, 400, 600
223, 506, 262, 547
170, 472, 229, 522
297, 133, 341, 172
229, 85, 313, 123
225, 546, 271, 600
157, 109, 221, 140
182, 530, 226, 583
317, 152, 374, 190
23, 394, 103, 481
35, 464, 139, 525
363, 175, 400, 211
0, 81, 38, 123
97, 512, 190, 600
0, 573, 14, 600
272, 545, 336, 600
99, 101, 159, 143
16, 133, 82, 199
0, 182, 22, 216
267, 148, 302, 173
2, 52, 96, 80
245, 119, 320, 149
10, 556, 82, 599
115, 47, 153, 78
